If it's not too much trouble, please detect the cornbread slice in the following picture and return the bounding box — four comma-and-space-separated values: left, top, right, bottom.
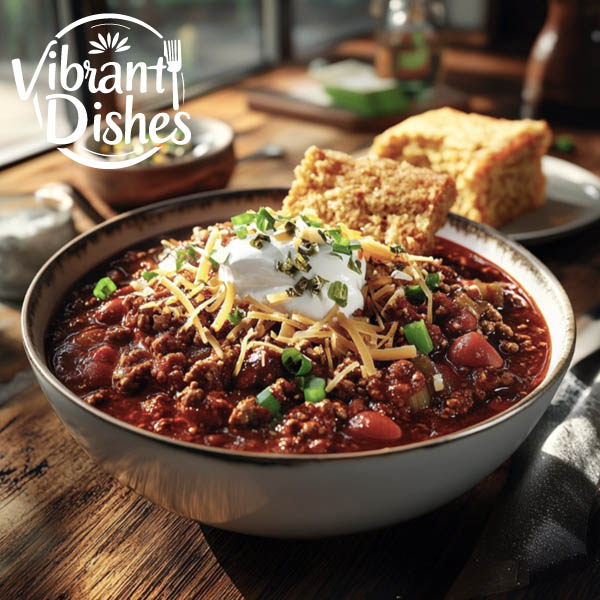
370, 108, 552, 227
282, 146, 456, 254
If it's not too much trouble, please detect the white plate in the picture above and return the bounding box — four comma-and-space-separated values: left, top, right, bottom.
499, 155, 600, 245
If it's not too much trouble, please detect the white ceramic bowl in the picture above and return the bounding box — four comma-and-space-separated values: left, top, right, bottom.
22, 188, 575, 538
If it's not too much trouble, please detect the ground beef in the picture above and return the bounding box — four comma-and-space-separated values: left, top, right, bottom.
367, 360, 426, 408
113, 349, 153, 394
235, 346, 285, 389
184, 347, 238, 390
228, 396, 271, 429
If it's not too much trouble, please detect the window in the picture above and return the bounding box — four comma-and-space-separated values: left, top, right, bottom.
105, 0, 265, 108
292, 0, 372, 58
0, 1, 71, 165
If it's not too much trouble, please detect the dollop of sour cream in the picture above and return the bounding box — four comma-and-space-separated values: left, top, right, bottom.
219, 219, 366, 320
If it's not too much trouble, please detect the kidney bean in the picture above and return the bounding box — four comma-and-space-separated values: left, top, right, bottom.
92, 345, 118, 364
82, 360, 114, 388
204, 433, 230, 447
346, 411, 402, 442
448, 331, 503, 368
73, 327, 106, 347
96, 298, 126, 325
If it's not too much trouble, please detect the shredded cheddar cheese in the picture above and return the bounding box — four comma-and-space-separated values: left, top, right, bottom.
212, 281, 235, 332
326, 360, 360, 392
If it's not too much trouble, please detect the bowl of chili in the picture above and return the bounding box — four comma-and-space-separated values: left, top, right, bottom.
22, 188, 574, 538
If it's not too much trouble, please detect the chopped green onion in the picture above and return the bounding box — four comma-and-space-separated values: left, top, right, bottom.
300, 214, 322, 227
298, 241, 319, 257
276, 253, 299, 279
256, 207, 276, 232
294, 253, 311, 273
406, 285, 426, 304
208, 247, 231, 269
309, 275, 329, 296
187, 245, 197, 260
403, 320, 434, 354
234, 225, 248, 239
93, 277, 117, 300
390, 244, 405, 254
281, 348, 312, 376
554, 134, 575, 153
332, 242, 352, 255
304, 376, 326, 403
328, 281, 348, 307
349, 240, 362, 251
175, 250, 187, 272
231, 211, 256, 226
326, 229, 343, 243
256, 386, 281, 416
425, 272, 440, 291
227, 306, 246, 325
347, 256, 362, 275
142, 271, 158, 281
284, 220, 297, 235
249, 234, 270, 249
287, 277, 310, 297
329, 252, 343, 260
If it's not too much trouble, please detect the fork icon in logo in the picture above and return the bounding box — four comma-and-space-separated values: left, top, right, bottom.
163, 40, 182, 109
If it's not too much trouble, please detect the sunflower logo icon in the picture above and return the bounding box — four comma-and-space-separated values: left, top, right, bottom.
89, 32, 130, 54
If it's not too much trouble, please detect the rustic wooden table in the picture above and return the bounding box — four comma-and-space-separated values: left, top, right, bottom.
2, 61, 600, 599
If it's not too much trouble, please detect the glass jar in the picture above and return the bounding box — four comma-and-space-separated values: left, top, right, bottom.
371, 0, 443, 97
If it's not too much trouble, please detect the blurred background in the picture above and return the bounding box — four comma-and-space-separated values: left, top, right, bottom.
1, 0, 599, 168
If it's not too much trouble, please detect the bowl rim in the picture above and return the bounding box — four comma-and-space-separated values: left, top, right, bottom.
22, 187, 575, 465
72, 115, 235, 172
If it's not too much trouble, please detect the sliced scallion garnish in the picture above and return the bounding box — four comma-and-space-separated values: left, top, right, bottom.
403, 319, 434, 354
93, 277, 117, 300
234, 225, 248, 239
304, 376, 326, 403
294, 253, 311, 273
390, 244, 405, 254
347, 256, 362, 275
142, 271, 158, 281
332, 242, 352, 255
227, 306, 246, 325
309, 275, 328, 296
328, 281, 348, 307
281, 348, 312, 376
256, 207, 276, 232
231, 211, 256, 226
300, 214, 322, 227
406, 284, 426, 304
425, 272, 440, 291
249, 234, 270, 249
256, 386, 281, 416
175, 249, 188, 272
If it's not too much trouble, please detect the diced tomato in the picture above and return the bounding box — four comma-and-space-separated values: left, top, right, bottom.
448, 331, 503, 368
346, 411, 402, 442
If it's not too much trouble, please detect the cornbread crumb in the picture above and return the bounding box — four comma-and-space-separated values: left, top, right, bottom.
370, 107, 552, 228
282, 146, 456, 254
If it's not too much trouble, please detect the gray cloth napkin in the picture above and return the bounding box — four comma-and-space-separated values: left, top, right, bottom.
447, 369, 600, 599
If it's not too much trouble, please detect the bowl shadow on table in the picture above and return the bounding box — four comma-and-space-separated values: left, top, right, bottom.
198, 467, 508, 600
